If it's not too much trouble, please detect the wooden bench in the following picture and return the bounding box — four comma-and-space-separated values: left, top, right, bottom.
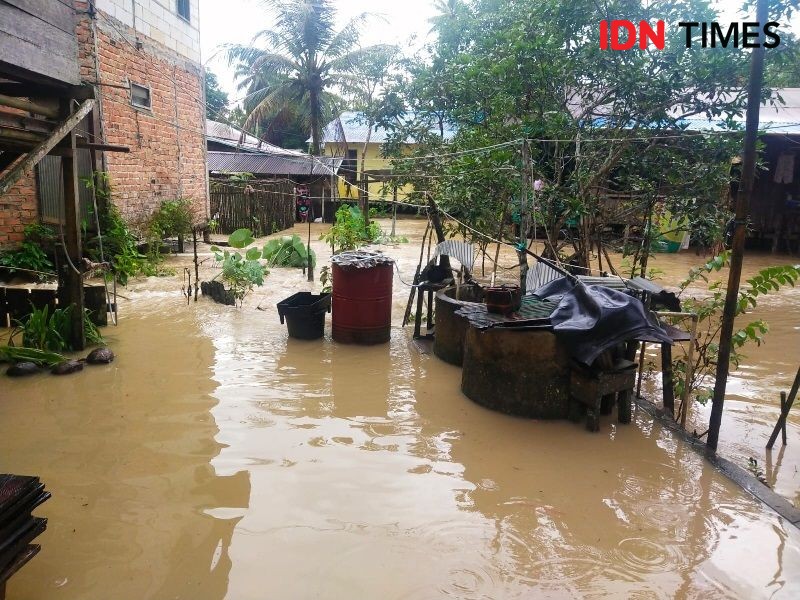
570, 358, 637, 432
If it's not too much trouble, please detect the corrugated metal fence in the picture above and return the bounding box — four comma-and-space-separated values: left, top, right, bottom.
210, 180, 296, 235
37, 151, 93, 225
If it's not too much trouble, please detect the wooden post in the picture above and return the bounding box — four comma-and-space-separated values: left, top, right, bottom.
362, 173, 370, 227
708, 0, 768, 452
519, 140, 531, 293
661, 343, 674, 416
679, 314, 698, 428
491, 198, 510, 287
767, 366, 800, 449
193, 227, 199, 301
425, 194, 450, 272
780, 392, 788, 445
61, 129, 86, 350
391, 185, 397, 237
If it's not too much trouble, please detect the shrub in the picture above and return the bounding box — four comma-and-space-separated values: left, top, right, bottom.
321, 205, 381, 253
13, 305, 104, 352
211, 229, 269, 304
148, 198, 195, 242
0, 224, 56, 281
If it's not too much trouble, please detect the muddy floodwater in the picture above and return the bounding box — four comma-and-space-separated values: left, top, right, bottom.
1, 219, 800, 599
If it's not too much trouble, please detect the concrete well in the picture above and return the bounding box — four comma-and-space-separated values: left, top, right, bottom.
433, 284, 484, 366
461, 326, 571, 419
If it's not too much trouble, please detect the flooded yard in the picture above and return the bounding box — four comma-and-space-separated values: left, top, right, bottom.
1, 219, 799, 598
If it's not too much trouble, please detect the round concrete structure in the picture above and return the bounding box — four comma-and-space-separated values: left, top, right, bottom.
461, 326, 571, 419
433, 284, 484, 366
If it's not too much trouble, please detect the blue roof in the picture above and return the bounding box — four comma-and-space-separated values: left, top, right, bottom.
319, 111, 457, 145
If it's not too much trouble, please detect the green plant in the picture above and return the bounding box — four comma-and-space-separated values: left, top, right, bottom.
0, 224, 56, 281
321, 205, 381, 253
208, 218, 219, 234
262, 235, 316, 269
0, 346, 66, 366
12, 305, 104, 352
148, 198, 195, 242
211, 228, 269, 304
320, 265, 332, 294
83, 172, 172, 284
670, 252, 800, 408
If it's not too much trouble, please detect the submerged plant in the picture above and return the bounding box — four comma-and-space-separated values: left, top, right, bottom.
669, 252, 800, 409
211, 229, 269, 304
0, 346, 66, 366
262, 235, 316, 269
12, 305, 104, 352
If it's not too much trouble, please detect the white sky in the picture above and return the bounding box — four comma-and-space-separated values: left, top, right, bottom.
199, 0, 441, 100
199, 0, 800, 100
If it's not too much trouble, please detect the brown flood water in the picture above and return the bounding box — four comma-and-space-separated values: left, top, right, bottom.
1, 219, 800, 599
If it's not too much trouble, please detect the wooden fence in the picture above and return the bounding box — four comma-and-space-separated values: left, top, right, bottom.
209, 180, 296, 235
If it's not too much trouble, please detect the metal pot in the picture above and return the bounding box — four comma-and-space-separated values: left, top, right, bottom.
485, 284, 522, 315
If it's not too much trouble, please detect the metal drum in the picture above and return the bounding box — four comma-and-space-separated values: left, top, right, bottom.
331, 252, 394, 344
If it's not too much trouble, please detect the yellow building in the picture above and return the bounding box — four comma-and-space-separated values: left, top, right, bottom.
319, 111, 455, 202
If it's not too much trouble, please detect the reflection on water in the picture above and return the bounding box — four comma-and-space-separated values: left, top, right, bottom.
0, 310, 250, 600
0, 220, 799, 599
622, 249, 800, 507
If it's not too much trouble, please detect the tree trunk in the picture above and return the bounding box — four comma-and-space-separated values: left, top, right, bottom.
309, 87, 321, 156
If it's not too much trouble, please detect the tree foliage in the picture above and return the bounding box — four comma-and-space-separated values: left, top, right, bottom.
377, 0, 799, 270
205, 70, 229, 120
226, 0, 391, 155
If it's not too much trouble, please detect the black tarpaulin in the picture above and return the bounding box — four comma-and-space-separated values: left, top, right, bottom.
537, 279, 673, 364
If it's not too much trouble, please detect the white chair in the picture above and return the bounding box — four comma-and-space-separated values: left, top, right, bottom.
433, 240, 475, 274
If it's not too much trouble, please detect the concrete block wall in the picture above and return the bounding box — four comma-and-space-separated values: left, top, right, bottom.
94, 0, 201, 63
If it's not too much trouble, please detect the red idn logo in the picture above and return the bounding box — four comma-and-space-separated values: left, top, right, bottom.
600, 20, 666, 50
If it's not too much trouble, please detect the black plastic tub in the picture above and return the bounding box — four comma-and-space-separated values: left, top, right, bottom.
277, 292, 331, 340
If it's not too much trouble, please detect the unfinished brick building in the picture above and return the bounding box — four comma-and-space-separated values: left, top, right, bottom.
0, 0, 208, 246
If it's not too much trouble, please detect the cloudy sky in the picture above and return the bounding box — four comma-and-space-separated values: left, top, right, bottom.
199, 0, 441, 98
199, 0, 800, 100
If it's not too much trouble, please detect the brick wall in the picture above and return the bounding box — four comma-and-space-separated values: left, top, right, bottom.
0, 2, 208, 248
0, 168, 37, 246
93, 13, 208, 225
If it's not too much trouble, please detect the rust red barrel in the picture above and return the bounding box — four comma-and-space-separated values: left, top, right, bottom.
331, 252, 395, 344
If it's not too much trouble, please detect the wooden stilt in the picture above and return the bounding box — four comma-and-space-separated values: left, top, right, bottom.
61, 129, 85, 350
661, 343, 674, 416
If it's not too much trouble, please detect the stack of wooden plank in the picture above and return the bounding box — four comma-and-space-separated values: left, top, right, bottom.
0, 475, 50, 599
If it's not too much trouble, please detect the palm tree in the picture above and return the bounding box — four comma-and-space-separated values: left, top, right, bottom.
227, 0, 383, 155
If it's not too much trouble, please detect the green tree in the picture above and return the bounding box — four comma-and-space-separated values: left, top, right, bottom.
226, 0, 386, 155
205, 70, 229, 121
381, 0, 756, 273
227, 105, 247, 128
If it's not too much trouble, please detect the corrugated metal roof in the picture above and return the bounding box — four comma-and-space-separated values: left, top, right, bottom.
206, 119, 307, 155
208, 151, 343, 176
319, 111, 457, 145
680, 88, 800, 134
572, 88, 800, 135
